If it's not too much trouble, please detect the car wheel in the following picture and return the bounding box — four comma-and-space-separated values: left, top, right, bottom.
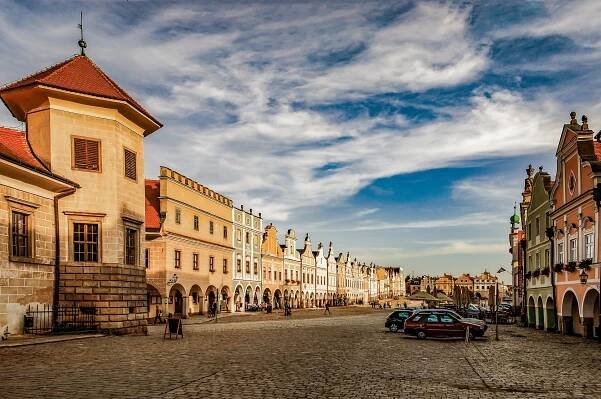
389, 323, 399, 333
416, 330, 427, 340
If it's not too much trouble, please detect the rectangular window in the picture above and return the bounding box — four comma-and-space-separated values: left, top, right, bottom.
545, 249, 550, 267
209, 221, 214, 235
73, 223, 99, 262
174, 250, 181, 268
245, 260, 250, 274
569, 238, 577, 261
585, 233, 594, 259
125, 228, 137, 265
245, 232, 250, 244
73, 137, 100, 171
528, 223, 532, 240
535, 252, 540, 268
237, 259, 242, 272
124, 148, 136, 180
11, 211, 29, 258
193, 253, 199, 270
145, 248, 150, 269
194, 215, 199, 231
557, 242, 564, 263
223, 226, 228, 239
535, 217, 540, 237
223, 259, 228, 273
175, 209, 181, 224
209, 256, 215, 272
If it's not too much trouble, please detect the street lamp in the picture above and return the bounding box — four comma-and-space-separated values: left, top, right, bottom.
495, 267, 511, 341
579, 268, 601, 342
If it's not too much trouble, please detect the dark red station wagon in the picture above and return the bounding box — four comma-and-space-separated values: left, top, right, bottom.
403, 310, 487, 340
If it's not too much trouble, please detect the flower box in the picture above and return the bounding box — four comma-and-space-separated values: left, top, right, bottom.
565, 262, 577, 272
525, 271, 532, 279
532, 269, 540, 278
541, 266, 550, 276
553, 263, 564, 272
578, 258, 593, 270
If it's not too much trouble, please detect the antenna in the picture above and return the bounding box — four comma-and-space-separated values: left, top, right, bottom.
78, 11, 87, 56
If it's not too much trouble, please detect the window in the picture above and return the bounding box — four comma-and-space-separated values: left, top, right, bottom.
278, 271, 282, 281
11, 211, 29, 258
237, 229, 242, 242
237, 258, 242, 272
535, 217, 540, 237
209, 256, 215, 272
569, 238, 577, 261
557, 242, 564, 263
440, 314, 456, 323
426, 314, 439, 323
193, 253, 199, 270
73, 223, 99, 262
223, 259, 228, 273
585, 233, 594, 259
528, 223, 532, 240
175, 209, 181, 224
145, 248, 150, 269
535, 252, 540, 268
174, 250, 181, 268
545, 249, 550, 267
223, 226, 228, 239
125, 227, 137, 265
209, 221, 214, 234
246, 260, 250, 273
72, 137, 100, 171
194, 215, 199, 231
124, 148, 136, 180
245, 232, 250, 244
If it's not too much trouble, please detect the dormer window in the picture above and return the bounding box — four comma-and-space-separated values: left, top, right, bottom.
72, 137, 100, 172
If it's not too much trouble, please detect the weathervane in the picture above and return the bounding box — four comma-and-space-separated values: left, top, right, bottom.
78, 11, 87, 56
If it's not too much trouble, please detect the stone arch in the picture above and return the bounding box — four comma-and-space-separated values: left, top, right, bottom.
244, 285, 252, 308
527, 296, 536, 327
536, 296, 544, 330
545, 296, 557, 331
254, 286, 261, 305
234, 285, 244, 311
560, 290, 582, 336
221, 286, 231, 312
169, 283, 187, 317
310, 292, 315, 307
189, 285, 203, 315
263, 288, 272, 304
206, 285, 218, 316
146, 283, 163, 319
274, 289, 282, 309
294, 290, 299, 308
582, 288, 600, 338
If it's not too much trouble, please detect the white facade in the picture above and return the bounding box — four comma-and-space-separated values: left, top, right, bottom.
232, 207, 263, 311
326, 242, 337, 304
299, 234, 316, 308
314, 243, 328, 307
283, 229, 301, 308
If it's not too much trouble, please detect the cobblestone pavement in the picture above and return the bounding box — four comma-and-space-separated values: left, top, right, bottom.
2, 311, 601, 399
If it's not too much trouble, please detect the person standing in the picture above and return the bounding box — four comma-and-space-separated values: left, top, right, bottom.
324, 302, 331, 316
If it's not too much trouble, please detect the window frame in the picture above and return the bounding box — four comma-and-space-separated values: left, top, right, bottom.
174, 250, 181, 268
193, 253, 199, 270
72, 222, 101, 263
584, 232, 594, 259
209, 221, 214, 235
569, 238, 577, 262
223, 258, 228, 273
209, 256, 215, 272
9, 207, 34, 261
124, 226, 138, 266
193, 215, 199, 231
71, 136, 102, 173
123, 146, 137, 181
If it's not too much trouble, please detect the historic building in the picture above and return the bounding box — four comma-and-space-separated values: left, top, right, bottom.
299, 234, 315, 308
261, 223, 284, 309
508, 204, 525, 311
314, 243, 327, 307
455, 273, 474, 293
283, 228, 301, 308
474, 271, 497, 302
232, 205, 262, 311
336, 252, 349, 304
524, 168, 556, 330
326, 242, 337, 305
145, 167, 233, 319
419, 275, 437, 293
549, 113, 600, 338
435, 273, 455, 296
0, 53, 161, 335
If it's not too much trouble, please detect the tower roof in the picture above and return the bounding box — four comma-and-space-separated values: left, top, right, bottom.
0, 55, 161, 131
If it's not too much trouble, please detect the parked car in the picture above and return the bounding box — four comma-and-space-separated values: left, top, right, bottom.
384, 309, 414, 332
413, 308, 486, 326
404, 310, 487, 340
465, 304, 484, 319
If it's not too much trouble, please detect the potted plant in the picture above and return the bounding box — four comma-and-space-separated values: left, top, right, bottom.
541, 266, 550, 276
285, 279, 290, 284
553, 263, 564, 272
532, 269, 540, 278
565, 261, 577, 272
578, 258, 593, 270
525, 271, 532, 279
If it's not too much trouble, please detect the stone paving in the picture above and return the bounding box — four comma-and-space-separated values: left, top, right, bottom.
1, 309, 601, 399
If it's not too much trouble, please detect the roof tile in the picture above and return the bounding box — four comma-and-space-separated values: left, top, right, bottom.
145, 179, 161, 230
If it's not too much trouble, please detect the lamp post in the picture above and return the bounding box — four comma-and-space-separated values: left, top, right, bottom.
495, 267, 512, 341
578, 268, 601, 342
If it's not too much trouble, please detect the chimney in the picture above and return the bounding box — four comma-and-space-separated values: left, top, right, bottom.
250, 208, 253, 214
240, 205, 244, 211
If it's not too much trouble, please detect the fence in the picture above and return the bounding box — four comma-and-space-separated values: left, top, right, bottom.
24, 304, 99, 335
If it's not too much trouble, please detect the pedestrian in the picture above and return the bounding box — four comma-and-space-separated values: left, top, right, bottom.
324, 302, 331, 316
154, 305, 164, 324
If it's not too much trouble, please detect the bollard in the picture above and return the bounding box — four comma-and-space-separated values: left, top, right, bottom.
465, 326, 470, 344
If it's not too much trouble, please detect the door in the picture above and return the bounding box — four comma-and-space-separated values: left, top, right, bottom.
174, 291, 183, 315
439, 313, 463, 337
424, 314, 444, 337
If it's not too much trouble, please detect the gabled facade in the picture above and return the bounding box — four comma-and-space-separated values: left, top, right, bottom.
232, 206, 262, 311
299, 234, 315, 308
326, 242, 338, 305
261, 223, 284, 309
283, 229, 301, 308
314, 243, 327, 307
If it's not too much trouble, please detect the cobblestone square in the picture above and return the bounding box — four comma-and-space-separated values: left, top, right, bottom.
2, 309, 601, 399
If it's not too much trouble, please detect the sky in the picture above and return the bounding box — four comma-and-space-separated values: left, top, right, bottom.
1, 0, 601, 280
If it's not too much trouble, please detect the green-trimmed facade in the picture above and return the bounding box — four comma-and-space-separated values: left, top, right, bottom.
525, 169, 557, 331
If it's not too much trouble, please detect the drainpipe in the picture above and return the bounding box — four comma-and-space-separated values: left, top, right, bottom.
52, 188, 77, 327
520, 238, 528, 323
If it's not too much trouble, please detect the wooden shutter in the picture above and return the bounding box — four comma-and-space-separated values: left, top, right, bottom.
73, 138, 100, 171
124, 149, 137, 180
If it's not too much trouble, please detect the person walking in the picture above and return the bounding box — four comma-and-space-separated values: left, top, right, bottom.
324, 302, 331, 316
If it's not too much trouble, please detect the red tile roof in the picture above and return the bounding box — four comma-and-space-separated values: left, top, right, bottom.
0, 126, 47, 170
145, 179, 161, 230
0, 55, 161, 127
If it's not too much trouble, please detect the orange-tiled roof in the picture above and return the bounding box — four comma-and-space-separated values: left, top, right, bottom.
0, 126, 46, 170
145, 179, 161, 230
0, 55, 161, 128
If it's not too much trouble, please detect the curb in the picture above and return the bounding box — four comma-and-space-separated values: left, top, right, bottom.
0, 333, 106, 348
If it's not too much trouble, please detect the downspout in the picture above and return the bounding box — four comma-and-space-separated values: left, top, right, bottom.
520, 238, 528, 323
52, 187, 77, 327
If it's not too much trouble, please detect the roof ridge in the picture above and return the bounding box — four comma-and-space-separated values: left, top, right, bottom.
0, 54, 78, 90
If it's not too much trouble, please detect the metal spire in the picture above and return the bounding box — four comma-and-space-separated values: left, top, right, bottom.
78, 11, 87, 56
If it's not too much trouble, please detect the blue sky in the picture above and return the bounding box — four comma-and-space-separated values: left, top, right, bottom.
1, 0, 600, 280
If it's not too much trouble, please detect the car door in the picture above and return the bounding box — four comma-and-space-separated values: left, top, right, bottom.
439, 314, 463, 337
424, 314, 443, 337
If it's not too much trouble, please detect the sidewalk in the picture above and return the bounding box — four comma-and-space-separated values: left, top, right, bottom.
0, 333, 105, 348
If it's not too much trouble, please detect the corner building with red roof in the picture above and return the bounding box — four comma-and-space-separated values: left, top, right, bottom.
0, 54, 161, 335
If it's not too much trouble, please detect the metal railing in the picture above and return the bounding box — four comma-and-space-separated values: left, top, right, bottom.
24, 304, 99, 335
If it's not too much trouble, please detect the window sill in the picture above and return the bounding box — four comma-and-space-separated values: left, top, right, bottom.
9, 256, 38, 264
